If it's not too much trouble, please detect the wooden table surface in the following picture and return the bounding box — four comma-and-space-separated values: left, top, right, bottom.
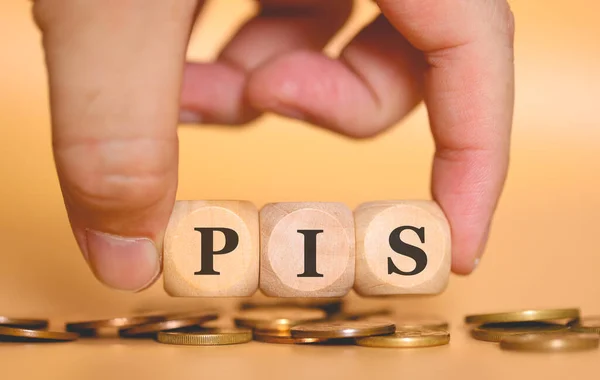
1, 0, 600, 378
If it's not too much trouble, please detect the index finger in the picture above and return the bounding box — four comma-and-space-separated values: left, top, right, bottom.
377, 0, 516, 274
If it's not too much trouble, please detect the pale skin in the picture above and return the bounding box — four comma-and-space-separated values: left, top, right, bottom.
32, 0, 515, 292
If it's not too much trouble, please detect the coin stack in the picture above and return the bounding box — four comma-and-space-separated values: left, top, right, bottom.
0, 316, 78, 342
465, 308, 600, 352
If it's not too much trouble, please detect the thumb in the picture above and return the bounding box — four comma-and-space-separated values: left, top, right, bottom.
34, 1, 197, 291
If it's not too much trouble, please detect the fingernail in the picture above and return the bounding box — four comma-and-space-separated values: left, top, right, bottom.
179, 109, 203, 124
472, 257, 481, 271
85, 230, 160, 292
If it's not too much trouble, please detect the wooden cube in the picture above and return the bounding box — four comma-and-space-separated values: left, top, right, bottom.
354, 200, 451, 296
163, 200, 259, 297
259, 202, 355, 297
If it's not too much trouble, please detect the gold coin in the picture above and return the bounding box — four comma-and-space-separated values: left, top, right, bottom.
157, 328, 252, 346
388, 316, 449, 331
0, 316, 49, 330
568, 316, 600, 334
500, 332, 600, 352
234, 307, 327, 330
470, 322, 567, 342
253, 329, 325, 344
66, 315, 166, 336
291, 320, 395, 339
119, 313, 218, 338
355, 328, 450, 348
0, 326, 79, 342
465, 308, 579, 325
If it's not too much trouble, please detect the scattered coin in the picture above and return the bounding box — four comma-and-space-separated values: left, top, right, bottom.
355, 328, 450, 348
119, 313, 219, 338
157, 328, 252, 346
465, 308, 580, 325
0, 316, 49, 330
291, 320, 395, 339
388, 317, 449, 331
66, 315, 166, 336
567, 316, 600, 334
470, 322, 567, 342
500, 332, 600, 352
253, 329, 326, 344
0, 326, 78, 342
234, 307, 327, 331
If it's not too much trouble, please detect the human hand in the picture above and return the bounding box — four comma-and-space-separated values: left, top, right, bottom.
33, 0, 514, 291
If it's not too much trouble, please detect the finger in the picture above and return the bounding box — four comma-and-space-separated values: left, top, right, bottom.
376, 0, 516, 274
247, 0, 515, 274
180, 0, 353, 125
33, 0, 198, 291
245, 13, 426, 137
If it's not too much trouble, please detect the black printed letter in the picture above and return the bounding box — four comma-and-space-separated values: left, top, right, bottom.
193, 228, 239, 276
297, 230, 324, 278
388, 226, 427, 276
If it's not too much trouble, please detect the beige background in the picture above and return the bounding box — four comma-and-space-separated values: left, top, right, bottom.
1, 0, 600, 378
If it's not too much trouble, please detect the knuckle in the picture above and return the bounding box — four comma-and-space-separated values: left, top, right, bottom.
55, 137, 176, 211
